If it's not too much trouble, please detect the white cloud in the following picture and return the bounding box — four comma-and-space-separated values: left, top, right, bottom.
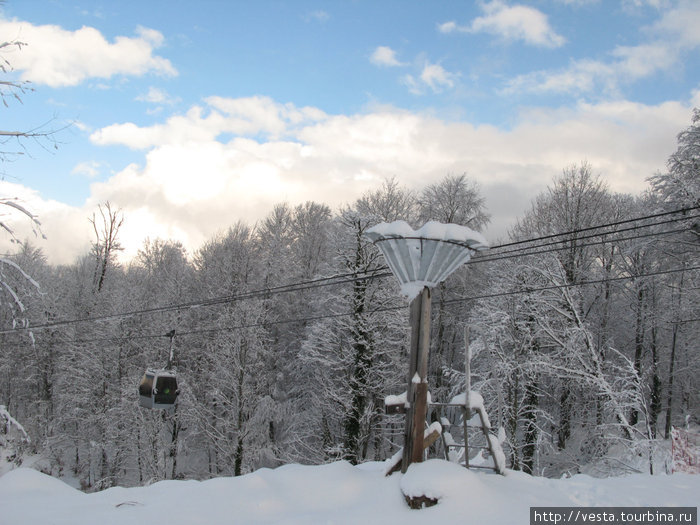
4, 94, 693, 264
136, 86, 181, 106
440, 1, 566, 48
623, 0, 670, 8
504, 1, 700, 95
0, 19, 177, 87
400, 62, 457, 95
420, 62, 456, 92
71, 161, 101, 178
0, 181, 91, 263
555, 0, 600, 4
370, 46, 405, 67
90, 96, 327, 150
502, 59, 614, 95
651, 1, 700, 48
400, 74, 423, 95
437, 21, 458, 34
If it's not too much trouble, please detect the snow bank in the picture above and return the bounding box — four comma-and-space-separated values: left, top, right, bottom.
401, 459, 491, 502
1, 462, 699, 525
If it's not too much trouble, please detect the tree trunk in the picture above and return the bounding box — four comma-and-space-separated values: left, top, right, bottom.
343, 278, 372, 465
557, 387, 571, 450
664, 273, 683, 439
630, 284, 645, 427
522, 378, 538, 474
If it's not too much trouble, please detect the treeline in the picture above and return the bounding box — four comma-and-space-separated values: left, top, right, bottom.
0, 111, 697, 488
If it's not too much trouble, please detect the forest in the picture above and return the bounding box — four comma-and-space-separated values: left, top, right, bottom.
0, 110, 698, 490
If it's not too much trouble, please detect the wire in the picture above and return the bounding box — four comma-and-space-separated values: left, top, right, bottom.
441, 265, 700, 308
489, 205, 700, 251
485, 213, 699, 258
471, 226, 688, 266
33, 264, 700, 345
0, 268, 393, 334
0, 206, 695, 336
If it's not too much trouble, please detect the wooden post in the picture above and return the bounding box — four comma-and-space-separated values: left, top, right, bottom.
464, 326, 471, 468
402, 286, 431, 473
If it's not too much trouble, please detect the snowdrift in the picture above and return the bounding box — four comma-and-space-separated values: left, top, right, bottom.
1, 460, 698, 525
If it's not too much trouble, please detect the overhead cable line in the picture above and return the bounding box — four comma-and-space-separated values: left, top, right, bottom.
0, 207, 694, 335
472, 226, 689, 265
485, 213, 699, 258
488, 205, 699, 251
0, 268, 394, 334
0, 224, 684, 336
29, 265, 700, 345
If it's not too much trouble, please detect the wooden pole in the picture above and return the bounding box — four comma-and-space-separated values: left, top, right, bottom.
402, 286, 431, 473
401, 294, 420, 473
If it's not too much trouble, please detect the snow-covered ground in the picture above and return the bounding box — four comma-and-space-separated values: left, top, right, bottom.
1, 460, 698, 525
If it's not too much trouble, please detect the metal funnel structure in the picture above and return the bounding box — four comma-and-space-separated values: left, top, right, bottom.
365, 221, 488, 298
365, 220, 488, 473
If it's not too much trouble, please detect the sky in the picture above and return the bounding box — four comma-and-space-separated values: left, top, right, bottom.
0, 0, 698, 264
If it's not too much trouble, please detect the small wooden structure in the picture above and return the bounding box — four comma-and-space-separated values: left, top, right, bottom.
384, 327, 506, 476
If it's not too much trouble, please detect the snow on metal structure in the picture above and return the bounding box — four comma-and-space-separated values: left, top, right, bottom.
365, 220, 488, 476
365, 221, 488, 300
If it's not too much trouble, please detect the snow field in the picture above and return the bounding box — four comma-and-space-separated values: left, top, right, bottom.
1, 460, 698, 525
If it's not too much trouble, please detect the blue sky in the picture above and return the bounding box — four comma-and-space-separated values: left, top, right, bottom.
1, 0, 698, 263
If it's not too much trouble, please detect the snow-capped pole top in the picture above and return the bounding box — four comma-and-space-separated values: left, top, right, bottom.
365, 220, 488, 300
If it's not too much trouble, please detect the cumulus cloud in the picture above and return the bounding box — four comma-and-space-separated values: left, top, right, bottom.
0, 19, 176, 87
440, 1, 565, 48
71, 161, 102, 178
504, 1, 700, 95
400, 62, 457, 95
0, 181, 91, 263
420, 62, 456, 91
136, 86, 181, 106
650, 0, 700, 48
370, 46, 405, 67
3, 94, 693, 265
91, 95, 327, 150
437, 21, 458, 34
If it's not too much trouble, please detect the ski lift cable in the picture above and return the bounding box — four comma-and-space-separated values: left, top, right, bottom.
0, 209, 694, 336
471, 225, 689, 265
484, 213, 699, 258
42, 264, 700, 345
0, 221, 693, 336
488, 205, 700, 251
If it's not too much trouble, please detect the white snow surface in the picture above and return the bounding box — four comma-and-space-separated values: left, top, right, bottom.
450, 391, 485, 412
365, 220, 489, 300
400, 281, 432, 301
1, 461, 698, 525
0, 404, 30, 442
384, 391, 408, 408
366, 221, 488, 249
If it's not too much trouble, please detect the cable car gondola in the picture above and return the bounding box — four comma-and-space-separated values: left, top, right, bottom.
138, 330, 179, 410
138, 369, 178, 409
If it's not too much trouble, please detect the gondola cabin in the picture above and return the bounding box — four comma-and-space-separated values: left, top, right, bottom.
138, 369, 178, 409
